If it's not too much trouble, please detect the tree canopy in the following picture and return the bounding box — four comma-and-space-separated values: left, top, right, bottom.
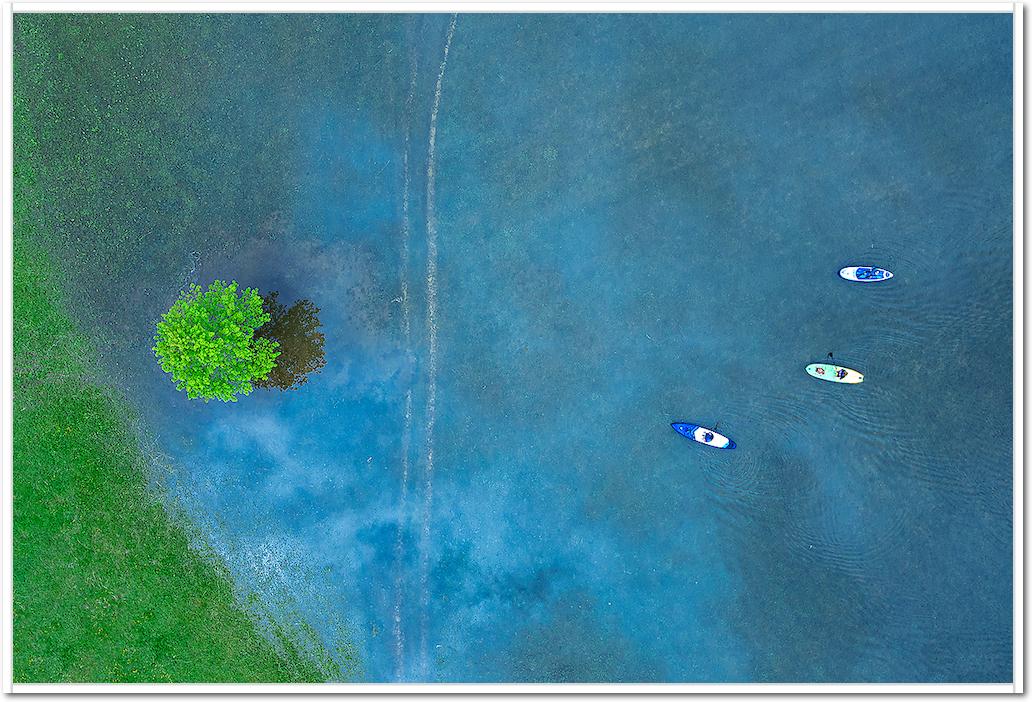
253, 291, 326, 391
153, 280, 280, 402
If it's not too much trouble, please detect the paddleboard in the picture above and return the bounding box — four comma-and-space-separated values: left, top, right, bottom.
839, 265, 893, 282
672, 422, 736, 449
805, 363, 864, 384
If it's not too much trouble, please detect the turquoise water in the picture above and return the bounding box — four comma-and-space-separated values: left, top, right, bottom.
38, 13, 1014, 681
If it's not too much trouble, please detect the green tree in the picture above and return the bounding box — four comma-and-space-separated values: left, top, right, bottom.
153, 280, 280, 402
254, 291, 326, 391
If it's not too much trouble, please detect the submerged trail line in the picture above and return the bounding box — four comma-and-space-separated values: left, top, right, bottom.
419, 13, 457, 680
392, 40, 419, 682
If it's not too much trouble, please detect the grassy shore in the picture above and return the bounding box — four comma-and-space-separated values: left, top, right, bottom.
12, 16, 337, 683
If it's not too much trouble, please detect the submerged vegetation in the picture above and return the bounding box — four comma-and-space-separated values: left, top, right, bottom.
13, 125, 326, 685
13, 15, 346, 682
154, 281, 280, 402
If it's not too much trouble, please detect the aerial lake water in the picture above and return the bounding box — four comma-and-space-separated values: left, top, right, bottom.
30, 12, 1013, 682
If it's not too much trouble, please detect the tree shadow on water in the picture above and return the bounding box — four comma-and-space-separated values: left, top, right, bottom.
255, 291, 327, 391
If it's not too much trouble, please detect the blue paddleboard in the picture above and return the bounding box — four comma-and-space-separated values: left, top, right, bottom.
672, 422, 736, 449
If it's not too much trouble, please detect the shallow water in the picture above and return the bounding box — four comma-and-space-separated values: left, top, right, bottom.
34, 13, 1013, 681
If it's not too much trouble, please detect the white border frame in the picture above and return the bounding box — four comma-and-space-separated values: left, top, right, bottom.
1014, 5, 1025, 698
1, 1, 1022, 695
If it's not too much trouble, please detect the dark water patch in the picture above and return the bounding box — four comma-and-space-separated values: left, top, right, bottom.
469, 590, 666, 683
